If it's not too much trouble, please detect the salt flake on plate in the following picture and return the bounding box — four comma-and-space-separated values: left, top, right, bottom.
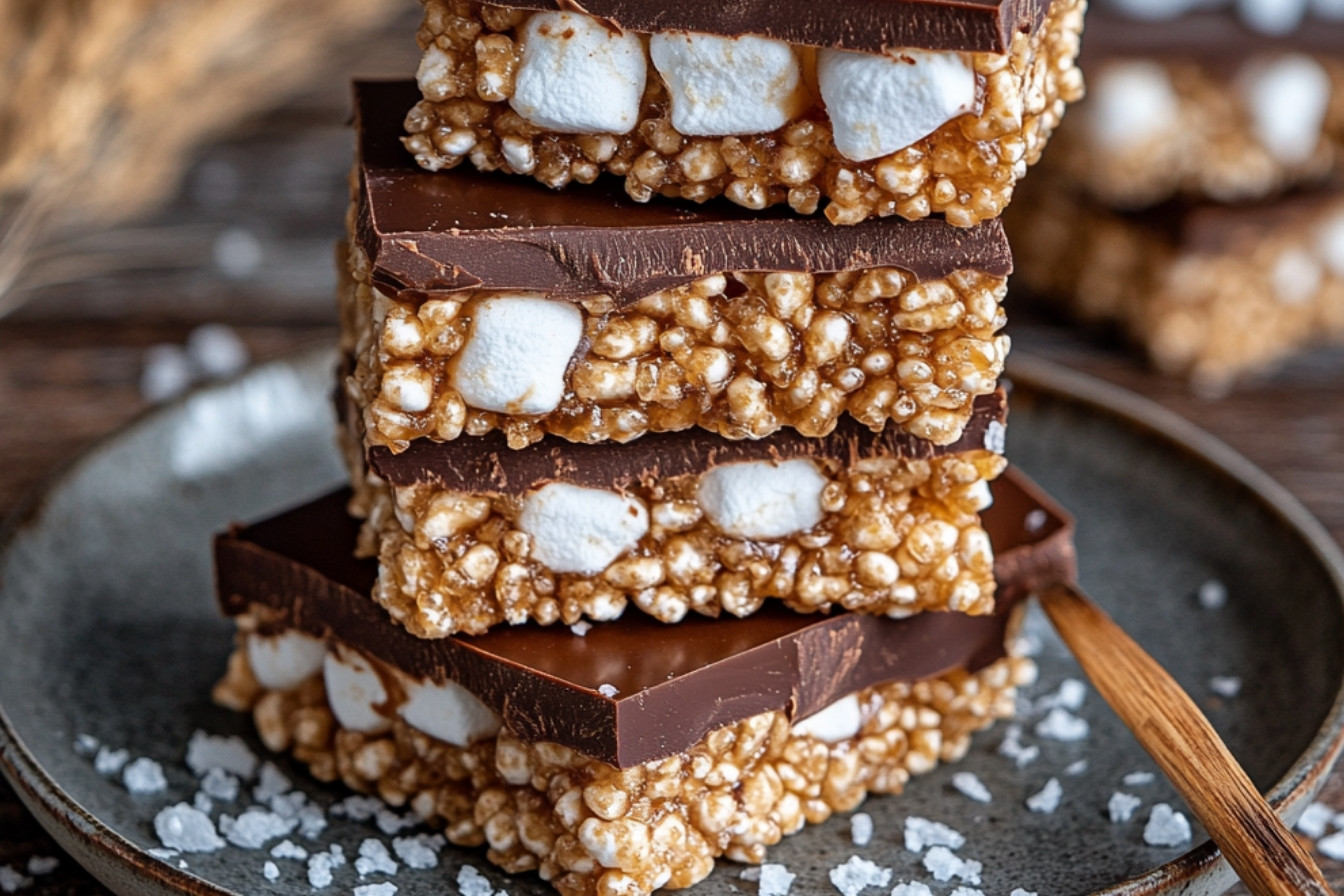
1143, 803, 1192, 847
827, 855, 891, 896
922, 846, 980, 884
154, 803, 226, 853
850, 812, 873, 846
903, 816, 965, 852
1108, 791, 1142, 823
1295, 801, 1334, 838
1026, 777, 1062, 814
1035, 707, 1089, 741
951, 771, 992, 803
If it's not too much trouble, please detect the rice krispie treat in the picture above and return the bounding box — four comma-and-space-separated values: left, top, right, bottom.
352, 82, 1014, 453
400, 0, 1086, 226
340, 386, 1010, 637
1044, 3, 1344, 208
214, 469, 1075, 896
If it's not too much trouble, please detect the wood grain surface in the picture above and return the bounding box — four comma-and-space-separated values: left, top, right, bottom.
2, 64, 1343, 896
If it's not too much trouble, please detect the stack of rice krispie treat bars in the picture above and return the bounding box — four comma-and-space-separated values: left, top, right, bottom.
1008, 0, 1344, 393
213, 2, 1085, 893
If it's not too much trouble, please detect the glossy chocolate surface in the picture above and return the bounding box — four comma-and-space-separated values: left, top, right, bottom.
495, 0, 1048, 54
357, 81, 1014, 307
215, 468, 1074, 767
366, 389, 1007, 494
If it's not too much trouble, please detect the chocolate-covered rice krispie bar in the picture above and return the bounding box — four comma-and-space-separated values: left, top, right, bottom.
351, 82, 1014, 452
214, 469, 1075, 896
400, 0, 1085, 225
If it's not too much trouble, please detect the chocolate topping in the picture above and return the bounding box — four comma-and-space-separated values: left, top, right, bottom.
215, 468, 1075, 767
494, 0, 1048, 54
1082, 10, 1344, 66
366, 389, 1007, 494
357, 81, 1014, 307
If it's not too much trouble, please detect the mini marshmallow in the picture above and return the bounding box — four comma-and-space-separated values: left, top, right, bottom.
649, 32, 808, 136
518, 483, 649, 574
817, 47, 976, 162
1317, 210, 1344, 277
1271, 248, 1323, 305
698, 459, 827, 539
1239, 54, 1331, 166
1238, 0, 1307, 33
1086, 61, 1181, 149
323, 649, 392, 734
451, 294, 583, 415
397, 674, 502, 747
791, 694, 863, 743
511, 12, 647, 134
247, 631, 327, 691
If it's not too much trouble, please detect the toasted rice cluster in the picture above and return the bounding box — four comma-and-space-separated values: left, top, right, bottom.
402, 0, 1085, 226
1010, 185, 1344, 392
353, 451, 1006, 637
215, 628, 1034, 896
1052, 55, 1344, 209
344, 249, 1009, 451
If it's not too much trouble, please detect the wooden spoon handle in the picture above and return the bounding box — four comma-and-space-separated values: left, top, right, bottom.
1038, 582, 1331, 896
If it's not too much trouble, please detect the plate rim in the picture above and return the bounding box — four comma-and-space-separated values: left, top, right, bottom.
1, 345, 1342, 896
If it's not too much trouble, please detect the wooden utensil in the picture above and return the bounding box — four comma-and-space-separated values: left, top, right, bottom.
1038, 582, 1333, 896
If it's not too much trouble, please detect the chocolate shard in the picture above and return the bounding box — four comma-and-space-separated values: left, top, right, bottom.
215, 467, 1074, 768
491, 0, 1048, 54
355, 81, 1013, 307
366, 388, 1007, 494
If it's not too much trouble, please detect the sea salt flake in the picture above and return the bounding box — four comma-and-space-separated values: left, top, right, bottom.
393, 834, 445, 870
570, 621, 592, 636
271, 840, 308, 861
332, 795, 384, 821
94, 746, 130, 775
297, 803, 328, 839
1296, 802, 1334, 838
1143, 803, 1192, 847
1026, 777, 1062, 814
1318, 830, 1344, 860
123, 757, 167, 795
200, 767, 240, 801
146, 849, 179, 860
193, 792, 213, 815
73, 734, 100, 757
354, 885, 398, 896
186, 731, 258, 779
1209, 676, 1243, 698
598, 683, 619, 697
1009, 889, 1039, 896
263, 861, 280, 882
754, 863, 795, 896
890, 884, 933, 896
222, 807, 299, 849
850, 812, 874, 846
950, 888, 985, 896
1036, 678, 1087, 712
377, 808, 419, 835
326, 844, 347, 868
1197, 579, 1228, 609
25, 858, 57, 877
1123, 771, 1155, 786
458, 864, 495, 896
1064, 759, 1088, 775
1035, 707, 1089, 741
827, 855, 891, 895
154, 803, 226, 853
0, 866, 32, 893
307, 853, 334, 889
253, 762, 292, 803
997, 725, 1039, 768
1109, 792, 1142, 823
903, 817, 965, 852
268, 790, 307, 819
356, 839, 399, 877
951, 772, 992, 803
922, 846, 980, 884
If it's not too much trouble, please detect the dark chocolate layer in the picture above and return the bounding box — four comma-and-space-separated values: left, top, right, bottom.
357, 81, 1014, 307
215, 468, 1074, 768
1082, 10, 1344, 66
366, 389, 1006, 494
497, 0, 1048, 54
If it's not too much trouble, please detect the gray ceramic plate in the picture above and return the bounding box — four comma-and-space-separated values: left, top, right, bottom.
1, 347, 1342, 896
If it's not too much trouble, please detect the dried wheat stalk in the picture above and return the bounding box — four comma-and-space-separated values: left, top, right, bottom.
0, 0, 409, 317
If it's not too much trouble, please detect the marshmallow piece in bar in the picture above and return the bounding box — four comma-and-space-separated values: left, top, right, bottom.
697, 459, 827, 540
1086, 61, 1180, 149
451, 295, 583, 415
1239, 54, 1331, 166
1237, 0, 1308, 34
649, 32, 809, 137
817, 47, 977, 162
510, 12, 647, 134
246, 631, 326, 691
323, 648, 391, 734
1319, 210, 1344, 276
790, 694, 863, 743
519, 483, 649, 574
398, 675, 502, 747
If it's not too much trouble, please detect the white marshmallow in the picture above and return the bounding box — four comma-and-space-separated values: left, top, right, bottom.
1239, 54, 1331, 166
510, 12, 647, 134
1271, 248, 1323, 305
817, 47, 976, 162
518, 483, 649, 574
697, 459, 827, 540
451, 294, 583, 415
791, 694, 863, 743
1316, 210, 1344, 276
649, 32, 808, 136
1086, 61, 1181, 149
397, 675, 501, 747
1238, 0, 1308, 33
246, 631, 327, 691
323, 649, 392, 734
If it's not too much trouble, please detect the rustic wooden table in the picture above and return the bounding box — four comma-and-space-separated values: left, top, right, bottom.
1, 83, 1342, 896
